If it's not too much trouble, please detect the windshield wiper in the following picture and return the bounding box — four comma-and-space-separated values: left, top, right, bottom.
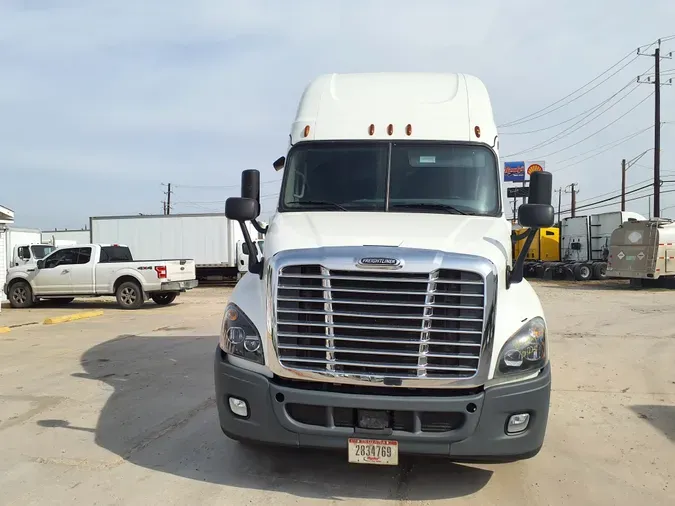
287, 200, 349, 211
390, 203, 469, 215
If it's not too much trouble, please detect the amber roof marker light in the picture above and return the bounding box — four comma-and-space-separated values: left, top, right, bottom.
387, 124, 394, 136
406, 124, 412, 136
368, 124, 375, 136
303, 125, 311, 137
474, 125, 481, 138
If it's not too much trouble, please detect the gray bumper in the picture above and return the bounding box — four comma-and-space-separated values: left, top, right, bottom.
160, 279, 198, 292
214, 350, 551, 462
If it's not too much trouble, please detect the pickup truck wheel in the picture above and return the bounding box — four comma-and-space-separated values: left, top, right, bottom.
9, 281, 34, 309
151, 293, 177, 305
116, 281, 144, 310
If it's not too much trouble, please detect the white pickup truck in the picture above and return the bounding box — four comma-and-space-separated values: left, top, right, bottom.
3, 244, 198, 309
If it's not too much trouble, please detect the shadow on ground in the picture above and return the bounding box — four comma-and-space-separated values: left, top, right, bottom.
531, 279, 657, 292
40, 333, 495, 501
630, 405, 675, 442
37, 299, 175, 311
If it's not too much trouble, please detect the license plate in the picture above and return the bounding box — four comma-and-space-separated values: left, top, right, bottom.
348, 438, 398, 465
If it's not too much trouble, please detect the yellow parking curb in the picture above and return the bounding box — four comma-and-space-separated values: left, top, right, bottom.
0, 326, 10, 334
43, 310, 104, 325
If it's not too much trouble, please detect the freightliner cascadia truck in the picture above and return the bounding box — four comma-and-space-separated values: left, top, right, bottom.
214, 72, 555, 465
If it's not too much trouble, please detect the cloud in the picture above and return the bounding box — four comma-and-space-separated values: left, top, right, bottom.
0, 0, 674, 227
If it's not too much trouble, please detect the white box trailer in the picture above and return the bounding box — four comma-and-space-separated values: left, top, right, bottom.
90, 213, 258, 280
41, 228, 90, 246
561, 211, 645, 263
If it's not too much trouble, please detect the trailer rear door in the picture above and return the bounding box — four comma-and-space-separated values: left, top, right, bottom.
607, 223, 658, 277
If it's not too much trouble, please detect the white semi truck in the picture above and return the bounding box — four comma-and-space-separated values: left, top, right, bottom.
214, 72, 555, 465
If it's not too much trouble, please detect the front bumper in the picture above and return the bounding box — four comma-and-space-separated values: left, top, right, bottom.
214, 350, 551, 462
160, 279, 198, 292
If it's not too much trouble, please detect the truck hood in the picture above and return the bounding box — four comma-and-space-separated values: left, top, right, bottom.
264, 212, 512, 269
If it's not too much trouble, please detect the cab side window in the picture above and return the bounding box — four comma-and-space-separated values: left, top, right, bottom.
43, 248, 78, 269
76, 247, 92, 264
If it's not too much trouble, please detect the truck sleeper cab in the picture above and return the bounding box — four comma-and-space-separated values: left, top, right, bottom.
215, 72, 555, 464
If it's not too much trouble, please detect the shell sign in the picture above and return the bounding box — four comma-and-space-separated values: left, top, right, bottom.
526, 161, 545, 175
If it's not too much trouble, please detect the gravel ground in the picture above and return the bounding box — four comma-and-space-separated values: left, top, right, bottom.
0, 281, 673, 505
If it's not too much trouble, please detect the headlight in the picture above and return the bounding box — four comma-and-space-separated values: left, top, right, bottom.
496, 317, 547, 376
219, 303, 264, 364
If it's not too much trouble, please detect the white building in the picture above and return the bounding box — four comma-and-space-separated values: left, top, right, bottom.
0, 205, 16, 307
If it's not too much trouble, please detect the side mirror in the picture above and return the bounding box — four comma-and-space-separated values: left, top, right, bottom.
509, 170, 554, 288
226, 197, 262, 277
528, 170, 553, 206
37, 260, 44, 269
518, 204, 555, 228
241, 169, 260, 202
225, 197, 260, 222
273, 156, 286, 172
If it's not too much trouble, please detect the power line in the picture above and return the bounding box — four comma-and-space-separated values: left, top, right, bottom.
574, 176, 653, 205
498, 50, 640, 128
552, 127, 654, 173
566, 188, 675, 215
559, 182, 666, 214
553, 125, 652, 166
513, 91, 654, 160
504, 81, 644, 156
501, 79, 638, 136
172, 179, 282, 190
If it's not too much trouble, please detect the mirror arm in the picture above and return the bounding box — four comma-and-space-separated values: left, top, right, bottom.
236, 221, 263, 279
251, 219, 268, 235
507, 228, 537, 288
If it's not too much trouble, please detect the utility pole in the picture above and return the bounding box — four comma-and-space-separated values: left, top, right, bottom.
638, 40, 673, 218
162, 183, 173, 215
554, 187, 563, 224
162, 201, 167, 215
565, 183, 579, 218
621, 158, 626, 211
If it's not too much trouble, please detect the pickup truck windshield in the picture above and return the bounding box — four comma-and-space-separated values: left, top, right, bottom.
279, 142, 500, 216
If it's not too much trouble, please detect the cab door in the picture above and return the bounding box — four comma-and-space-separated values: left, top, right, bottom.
30, 248, 78, 294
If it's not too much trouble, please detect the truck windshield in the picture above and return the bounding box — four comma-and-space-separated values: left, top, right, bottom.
279, 142, 500, 215
31, 245, 55, 259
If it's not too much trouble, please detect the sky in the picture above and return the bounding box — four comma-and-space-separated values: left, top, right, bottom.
1, 0, 675, 229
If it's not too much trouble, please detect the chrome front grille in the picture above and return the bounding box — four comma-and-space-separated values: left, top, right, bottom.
275, 265, 485, 379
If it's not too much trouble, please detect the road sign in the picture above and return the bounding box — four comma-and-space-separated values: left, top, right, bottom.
526, 161, 545, 175
507, 187, 529, 198
504, 161, 525, 182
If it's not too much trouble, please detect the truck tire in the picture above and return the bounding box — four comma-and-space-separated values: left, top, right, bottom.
534, 264, 546, 278
151, 293, 177, 305
8, 281, 34, 309
592, 262, 607, 280
573, 263, 592, 281
115, 281, 144, 310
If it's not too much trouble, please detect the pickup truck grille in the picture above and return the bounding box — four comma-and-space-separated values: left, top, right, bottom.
275, 265, 485, 379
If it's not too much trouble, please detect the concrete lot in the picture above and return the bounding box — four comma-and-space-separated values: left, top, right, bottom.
0, 282, 673, 505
